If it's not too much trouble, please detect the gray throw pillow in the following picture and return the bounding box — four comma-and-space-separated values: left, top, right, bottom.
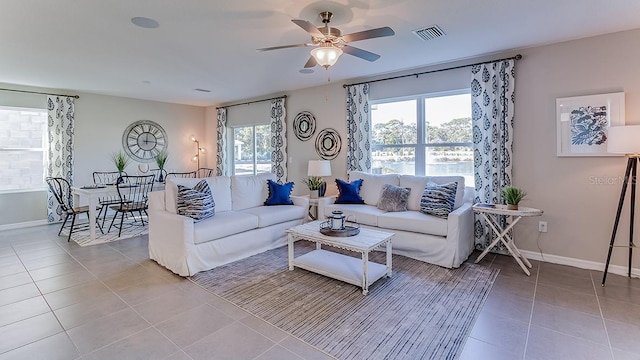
420, 181, 457, 218
377, 184, 410, 212
177, 179, 215, 222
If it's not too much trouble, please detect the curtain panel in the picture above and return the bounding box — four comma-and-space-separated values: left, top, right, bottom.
46, 95, 75, 223
270, 98, 287, 183
216, 107, 227, 176
471, 59, 516, 252
346, 83, 372, 172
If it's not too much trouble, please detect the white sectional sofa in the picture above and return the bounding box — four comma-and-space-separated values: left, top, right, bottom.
148, 173, 308, 276
318, 171, 474, 268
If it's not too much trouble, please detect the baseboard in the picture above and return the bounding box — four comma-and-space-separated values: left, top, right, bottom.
0, 220, 49, 231
520, 249, 640, 278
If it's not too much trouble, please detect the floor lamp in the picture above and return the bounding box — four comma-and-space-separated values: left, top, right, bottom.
602, 125, 640, 286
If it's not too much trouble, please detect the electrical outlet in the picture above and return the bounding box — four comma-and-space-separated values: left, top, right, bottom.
538, 221, 548, 233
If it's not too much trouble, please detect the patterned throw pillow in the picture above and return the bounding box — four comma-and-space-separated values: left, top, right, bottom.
377, 184, 410, 212
420, 181, 458, 218
176, 180, 215, 222
335, 178, 365, 204
264, 179, 294, 206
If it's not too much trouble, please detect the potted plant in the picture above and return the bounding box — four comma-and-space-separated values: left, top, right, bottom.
155, 150, 169, 182
502, 186, 527, 210
111, 150, 130, 173
302, 176, 323, 199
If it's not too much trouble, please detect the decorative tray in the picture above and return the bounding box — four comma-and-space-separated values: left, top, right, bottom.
319, 221, 360, 237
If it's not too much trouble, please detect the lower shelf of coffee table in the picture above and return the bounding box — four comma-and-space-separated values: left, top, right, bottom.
291, 249, 387, 288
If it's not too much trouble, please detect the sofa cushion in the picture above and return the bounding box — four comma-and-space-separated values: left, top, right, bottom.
231, 173, 276, 211
176, 180, 215, 222
420, 182, 458, 218
400, 175, 465, 210
324, 203, 387, 227
241, 205, 305, 227
377, 184, 410, 212
377, 211, 448, 237
349, 171, 400, 206
264, 180, 294, 206
335, 179, 365, 204
166, 176, 232, 214
193, 211, 258, 244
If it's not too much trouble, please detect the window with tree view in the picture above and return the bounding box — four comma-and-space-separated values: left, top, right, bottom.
232, 124, 271, 175
371, 91, 473, 184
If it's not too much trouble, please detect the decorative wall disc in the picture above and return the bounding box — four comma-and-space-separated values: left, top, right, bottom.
315, 128, 341, 160
293, 111, 316, 141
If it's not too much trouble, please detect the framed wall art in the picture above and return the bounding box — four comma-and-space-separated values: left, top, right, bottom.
556, 92, 625, 157
293, 111, 316, 141
315, 128, 341, 160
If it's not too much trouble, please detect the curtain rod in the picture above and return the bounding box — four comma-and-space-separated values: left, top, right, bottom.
216, 94, 287, 109
343, 54, 522, 88
0, 87, 80, 99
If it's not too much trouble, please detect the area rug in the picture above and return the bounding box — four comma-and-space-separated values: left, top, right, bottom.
190, 243, 499, 360
61, 215, 148, 247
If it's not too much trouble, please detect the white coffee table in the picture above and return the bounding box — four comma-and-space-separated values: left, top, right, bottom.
286, 221, 394, 295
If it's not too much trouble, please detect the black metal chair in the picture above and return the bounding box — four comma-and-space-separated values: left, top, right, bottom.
166, 171, 197, 179
46, 177, 102, 242
93, 171, 127, 228
196, 168, 214, 178
108, 175, 155, 237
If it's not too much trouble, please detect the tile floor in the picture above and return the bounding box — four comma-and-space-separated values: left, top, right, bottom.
0, 225, 639, 360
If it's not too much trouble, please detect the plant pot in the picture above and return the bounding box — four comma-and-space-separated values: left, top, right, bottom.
309, 190, 319, 199
507, 204, 518, 210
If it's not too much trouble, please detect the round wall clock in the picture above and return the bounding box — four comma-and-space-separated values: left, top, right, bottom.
122, 120, 168, 162
315, 128, 341, 160
293, 111, 316, 141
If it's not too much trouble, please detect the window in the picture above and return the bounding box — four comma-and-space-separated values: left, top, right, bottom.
371, 90, 473, 184
0, 106, 48, 192
232, 124, 271, 175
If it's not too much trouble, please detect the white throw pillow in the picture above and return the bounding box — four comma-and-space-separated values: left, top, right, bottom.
231, 173, 276, 210
348, 171, 400, 206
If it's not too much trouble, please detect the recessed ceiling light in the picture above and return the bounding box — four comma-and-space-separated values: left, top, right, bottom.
142, 80, 151, 84
299, 69, 314, 74
194, 88, 211, 93
131, 17, 159, 29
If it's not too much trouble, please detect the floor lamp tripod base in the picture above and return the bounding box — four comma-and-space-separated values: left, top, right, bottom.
602, 156, 638, 286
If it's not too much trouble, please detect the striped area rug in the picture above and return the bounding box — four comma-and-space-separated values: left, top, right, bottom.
61, 215, 148, 246
191, 243, 498, 360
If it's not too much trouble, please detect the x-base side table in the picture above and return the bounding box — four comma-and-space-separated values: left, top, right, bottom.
473, 204, 543, 276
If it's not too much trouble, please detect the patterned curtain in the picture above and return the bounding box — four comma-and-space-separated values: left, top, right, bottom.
270, 98, 287, 183
471, 59, 516, 252
46, 96, 75, 223
216, 107, 227, 176
346, 83, 371, 172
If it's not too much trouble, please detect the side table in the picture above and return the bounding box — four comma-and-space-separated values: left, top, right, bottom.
473, 204, 543, 276
307, 197, 319, 222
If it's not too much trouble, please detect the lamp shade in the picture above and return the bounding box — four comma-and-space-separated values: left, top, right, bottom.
310, 45, 343, 68
308, 160, 332, 177
607, 125, 640, 155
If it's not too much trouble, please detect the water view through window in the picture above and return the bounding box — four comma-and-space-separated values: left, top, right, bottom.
371, 91, 473, 184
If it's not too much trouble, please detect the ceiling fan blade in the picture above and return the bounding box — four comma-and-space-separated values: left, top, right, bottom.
341, 26, 395, 43
292, 19, 324, 38
256, 43, 312, 52
304, 56, 317, 68
342, 45, 381, 62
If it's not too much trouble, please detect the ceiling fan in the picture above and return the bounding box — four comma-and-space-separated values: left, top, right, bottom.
257, 11, 395, 69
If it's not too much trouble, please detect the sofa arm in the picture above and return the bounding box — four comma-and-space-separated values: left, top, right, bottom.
148, 191, 165, 211
148, 206, 196, 276
446, 202, 475, 267
290, 195, 309, 208
317, 195, 337, 220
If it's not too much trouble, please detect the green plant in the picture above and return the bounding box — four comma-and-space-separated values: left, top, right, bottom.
111, 151, 131, 172
502, 186, 527, 205
302, 176, 323, 190
155, 150, 169, 170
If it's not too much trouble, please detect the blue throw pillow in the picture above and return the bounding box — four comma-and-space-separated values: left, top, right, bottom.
335, 178, 365, 204
264, 179, 294, 206
420, 181, 457, 218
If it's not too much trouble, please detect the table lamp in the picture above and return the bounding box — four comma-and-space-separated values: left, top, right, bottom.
602, 125, 640, 285
307, 160, 332, 197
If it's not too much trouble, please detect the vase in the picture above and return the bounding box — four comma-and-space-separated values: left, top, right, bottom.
310, 190, 319, 199
507, 204, 518, 210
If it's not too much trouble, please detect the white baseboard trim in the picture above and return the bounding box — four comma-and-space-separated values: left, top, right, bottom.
520, 249, 640, 278
0, 220, 49, 231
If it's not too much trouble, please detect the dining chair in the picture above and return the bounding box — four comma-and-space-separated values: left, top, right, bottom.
108, 174, 155, 237
46, 177, 102, 242
196, 168, 214, 178
93, 171, 127, 228
166, 171, 197, 179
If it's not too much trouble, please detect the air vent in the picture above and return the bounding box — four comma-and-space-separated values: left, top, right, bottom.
194, 88, 211, 93
412, 25, 445, 41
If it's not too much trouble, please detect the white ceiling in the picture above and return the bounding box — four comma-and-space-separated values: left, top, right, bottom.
2, 1, 639, 107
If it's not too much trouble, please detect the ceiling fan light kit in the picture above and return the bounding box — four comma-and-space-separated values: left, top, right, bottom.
258, 11, 394, 69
